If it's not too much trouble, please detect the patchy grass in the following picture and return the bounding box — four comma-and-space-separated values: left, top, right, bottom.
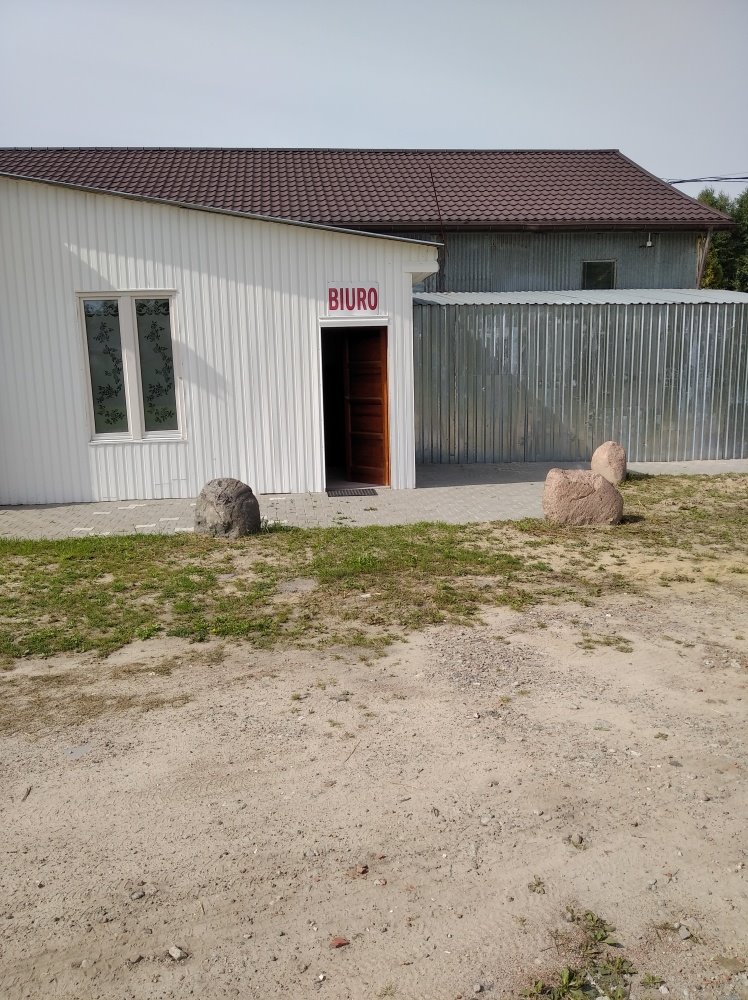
641, 972, 666, 988
0, 475, 746, 661
109, 644, 226, 680
375, 985, 397, 999
515, 472, 748, 553
576, 632, 634, 654
0, 524, 542, 658
525, 909, 637, 999
0, 670, 192, 736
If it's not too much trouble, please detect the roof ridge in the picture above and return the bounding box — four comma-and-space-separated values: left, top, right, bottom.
0, 146, 623, 154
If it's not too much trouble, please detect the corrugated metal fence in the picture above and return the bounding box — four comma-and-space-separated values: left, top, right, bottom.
414, 300, 748, 463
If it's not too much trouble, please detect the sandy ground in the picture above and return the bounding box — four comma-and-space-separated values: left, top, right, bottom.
1, 583, 747, 1000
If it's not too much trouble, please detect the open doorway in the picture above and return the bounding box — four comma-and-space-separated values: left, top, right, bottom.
321, 326, 389, 488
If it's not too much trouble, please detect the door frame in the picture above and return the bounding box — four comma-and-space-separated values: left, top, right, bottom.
319, 318, 391, 487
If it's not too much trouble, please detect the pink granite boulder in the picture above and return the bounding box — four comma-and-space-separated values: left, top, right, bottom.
543, 469, 623, 526
590, 440, 627, 485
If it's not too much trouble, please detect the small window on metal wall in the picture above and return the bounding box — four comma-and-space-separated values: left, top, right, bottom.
582, 260, 616, 290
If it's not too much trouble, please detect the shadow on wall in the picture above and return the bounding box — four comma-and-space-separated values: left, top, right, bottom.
414, 301, 748, 465
67, 249, 229, 403
416, 361, 597, 465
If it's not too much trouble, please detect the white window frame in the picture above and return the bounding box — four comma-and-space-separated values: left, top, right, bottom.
77, 291, 184, 443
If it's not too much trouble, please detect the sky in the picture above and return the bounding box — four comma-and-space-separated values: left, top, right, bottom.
1, 0, 746, 200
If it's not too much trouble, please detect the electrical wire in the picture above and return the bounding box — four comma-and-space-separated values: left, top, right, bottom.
667, 174, 748, 184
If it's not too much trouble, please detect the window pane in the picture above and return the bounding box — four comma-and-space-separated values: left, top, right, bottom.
135, 299, 178, 432
83, 299, 129, 433
582, 261, 615, 290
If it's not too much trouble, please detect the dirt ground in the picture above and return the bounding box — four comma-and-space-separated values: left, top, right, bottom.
1, 578, 747, 999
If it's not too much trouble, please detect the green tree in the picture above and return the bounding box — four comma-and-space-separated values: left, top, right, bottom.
697, 186, 748, 291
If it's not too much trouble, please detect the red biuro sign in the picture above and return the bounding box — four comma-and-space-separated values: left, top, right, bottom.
326, 283, 380, 315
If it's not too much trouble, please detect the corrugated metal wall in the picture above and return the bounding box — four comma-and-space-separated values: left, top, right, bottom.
0, 178, 437, 503
414, 301, 748, 463
397, 231, 699, 292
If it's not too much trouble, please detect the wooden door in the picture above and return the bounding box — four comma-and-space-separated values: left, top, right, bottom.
344, 328, 389, 485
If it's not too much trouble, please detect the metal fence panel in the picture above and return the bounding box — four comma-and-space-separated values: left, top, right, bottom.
414, 301, 748, 463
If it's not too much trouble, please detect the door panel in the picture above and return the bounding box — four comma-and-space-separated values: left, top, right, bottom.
349, 437, 384, 466
344, 328, 389, 484
348, 370, 382, 397
349, 402, 382, 433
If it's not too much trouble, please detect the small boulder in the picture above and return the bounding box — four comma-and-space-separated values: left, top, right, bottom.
590, 440, 627, 485
543, 469, 623, 526
194, 478, 261, 538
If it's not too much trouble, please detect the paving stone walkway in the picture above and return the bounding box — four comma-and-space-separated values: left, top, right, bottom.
1, 460, 746, 540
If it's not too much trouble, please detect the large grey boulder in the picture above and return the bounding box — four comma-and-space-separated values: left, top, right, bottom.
543, 469, 623, 526
194, 478, 261, 538
591, 440, 627, 485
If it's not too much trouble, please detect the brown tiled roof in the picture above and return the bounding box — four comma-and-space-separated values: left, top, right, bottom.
0, 147, 733, 230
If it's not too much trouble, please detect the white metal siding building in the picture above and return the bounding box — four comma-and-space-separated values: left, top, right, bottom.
0, 178, 438, 504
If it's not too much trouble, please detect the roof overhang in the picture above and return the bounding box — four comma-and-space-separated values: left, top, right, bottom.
0, 171, 443, 249
348, 220, 735, 234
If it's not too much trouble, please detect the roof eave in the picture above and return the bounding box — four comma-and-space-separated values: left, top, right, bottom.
343, 220, 736, 233
0, 171, 443, 248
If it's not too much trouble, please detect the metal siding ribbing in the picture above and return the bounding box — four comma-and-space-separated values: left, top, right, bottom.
406, 231, 699, 292
0, 178, 437, 503
414, 301, 748, 463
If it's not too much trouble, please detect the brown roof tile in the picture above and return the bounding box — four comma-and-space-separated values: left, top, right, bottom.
0, 147, 732, 230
